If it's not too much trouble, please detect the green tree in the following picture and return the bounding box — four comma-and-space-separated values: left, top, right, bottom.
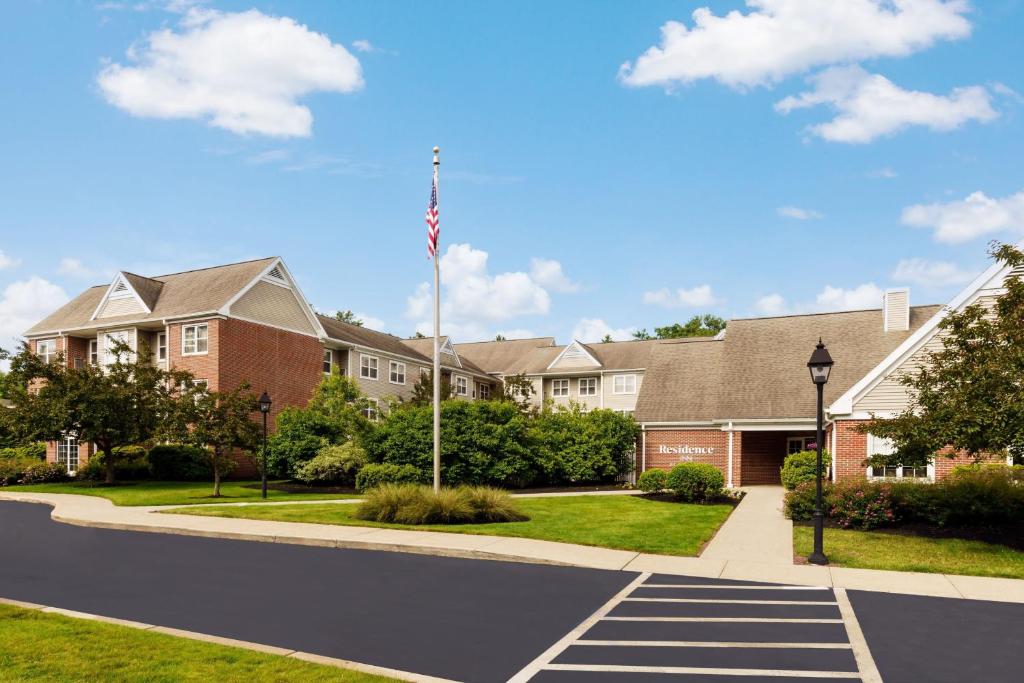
601, 334, 613, 343
494, 334, 506, 341
404, 369, 456, 407
632, 329, 652, 340
498, 373, 537, 413
170, 383, 262, 497
6, 340, 191, 484
332, 310, 363, 326
862, 243, 1024, 466
654, 315, 726, 338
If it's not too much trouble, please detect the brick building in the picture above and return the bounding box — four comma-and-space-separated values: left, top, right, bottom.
22, 257, 496, 475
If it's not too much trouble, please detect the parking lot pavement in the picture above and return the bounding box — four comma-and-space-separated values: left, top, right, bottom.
509, 573, 871, 682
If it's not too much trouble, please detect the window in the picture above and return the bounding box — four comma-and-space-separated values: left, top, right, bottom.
579, 377, 598, 396
323, 349, 333, 375
88, 339, 99, 365
362, 398, 378, 421
37, 339, 57, 364
787, 436, 815, 455
616, 409, 635, 417
479, 384, 491, 400
182, 323, 208, 355
455, 375, 469, 396
104, 330, 133, 365
612, 374, 636, 394
157, 333, 167, 362
867, 434, 931, 480
552, 379, 569, 397
389, 361, 406, 385
56, 435, 79, 475
360, 355, 379, 380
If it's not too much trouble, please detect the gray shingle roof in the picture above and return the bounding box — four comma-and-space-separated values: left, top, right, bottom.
25, 258, 277, 335
318, 315, 432, 363
451, 337, 557, 374
634, 305, 943, 423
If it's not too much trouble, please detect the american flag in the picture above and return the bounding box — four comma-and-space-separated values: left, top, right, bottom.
425, 166, 439, 258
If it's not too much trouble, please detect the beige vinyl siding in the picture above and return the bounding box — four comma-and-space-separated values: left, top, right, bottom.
230, 280, 314, 334
97, 296, 145, 319
548, 343, 599, 370
855, 295, 999, 413
603, 371, 643, 412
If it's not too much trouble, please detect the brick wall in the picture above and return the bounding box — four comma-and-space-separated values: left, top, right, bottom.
641, 428, 731, 478
168, 319, 220, 390
833, 420, 868, 480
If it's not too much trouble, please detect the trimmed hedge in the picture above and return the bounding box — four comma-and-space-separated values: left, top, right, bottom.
355, 463, 427, 492
637, 468, 668, 493
0, 443, 46, 461
781, 450, 830, 490
294, 442, 367, 485
78, 447, 150, 481
666, 463, 725, 502
148, 445, 213, 481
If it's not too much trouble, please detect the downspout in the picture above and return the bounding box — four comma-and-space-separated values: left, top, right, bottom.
640, 424, 646, 478
727, 421, 734, 488
831, 420, 838, 482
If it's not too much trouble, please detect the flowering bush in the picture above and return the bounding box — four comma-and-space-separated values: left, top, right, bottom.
829, 480, 895, 530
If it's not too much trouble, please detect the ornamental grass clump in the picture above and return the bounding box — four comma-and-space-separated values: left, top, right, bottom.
354, 483, 528, 525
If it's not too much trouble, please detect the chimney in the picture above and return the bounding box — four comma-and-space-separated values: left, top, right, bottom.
883, 288, 910, 332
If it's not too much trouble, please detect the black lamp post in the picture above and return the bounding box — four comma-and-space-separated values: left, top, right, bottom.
258, 391, 272, 500
806, 339, 834, 566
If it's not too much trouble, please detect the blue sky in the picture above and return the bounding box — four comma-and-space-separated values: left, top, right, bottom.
1, 0, 1022, 353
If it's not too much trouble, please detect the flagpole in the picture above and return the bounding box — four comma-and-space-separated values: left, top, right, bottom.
432, 146, 441, 494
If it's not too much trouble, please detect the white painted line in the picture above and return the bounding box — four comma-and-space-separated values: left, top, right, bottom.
642, 584, 831, 590
506, 572, 651, 683
575, 640, 853, 649
834, 587, 883, 683
543, 663, 860, 678
624, 598, 838, 605
602, 617, 844, 623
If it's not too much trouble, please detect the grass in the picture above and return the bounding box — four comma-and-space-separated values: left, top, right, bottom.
169, 494, 735, 556
2, 481, 359, 507
0, 603, 393, 682
794, 526, 1024, 579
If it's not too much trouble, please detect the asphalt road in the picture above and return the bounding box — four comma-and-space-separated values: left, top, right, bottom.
2, 500, 1022, 682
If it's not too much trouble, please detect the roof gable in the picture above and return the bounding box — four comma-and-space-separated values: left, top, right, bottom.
222, 258, 324, 338
547, 340, 601, 370
91, 272, 155, 320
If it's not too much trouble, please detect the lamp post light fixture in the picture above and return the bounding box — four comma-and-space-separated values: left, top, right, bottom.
258, 391, 272, 500
806, 339, 834, 566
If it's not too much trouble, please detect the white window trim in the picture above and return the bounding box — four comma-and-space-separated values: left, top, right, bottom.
612, 374, 637, 395
551, 378, 570, 397
865, 433, 935, 481
156, 333, 167, 363
37, 339, 57, 364
479, 383, 491, 400
103, 329, 136, 366
455, 374, 469, 396
88, 339, 99, 365
787, 436, 815, 454
579, 377, 598, 396
360, 354, 379, 380
56, 434, 80, 476
181, 323, 209, 356
323, 349, 333, 375
389, 361, 406, 385
363, 397, 379, 421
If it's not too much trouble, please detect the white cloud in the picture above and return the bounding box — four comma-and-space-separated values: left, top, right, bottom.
0, 250, 20, 270
892, 258, 974, 288
618, 0, 971, 90
57, 257, 103, 279
643, 284, 719, 308
354, 312, 386, 330
867, 167, 898, 179
351, 39, 375, 53
571, 318, 636, 343
0, 277, 69, 357
775, 66, 998, 143
755, 293, 788, 315
529, 258, 580, 293
407, 244, 552, 340
97, 9, 363, 137
777, 206, 823, 220
901, 189, 1024, 243
815, 283, 884, 310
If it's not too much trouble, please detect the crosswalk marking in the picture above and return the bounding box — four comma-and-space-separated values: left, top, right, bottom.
603, 616, 845, 623
642, 584, 831, 590
544, 663, 861, 678
574, 640, 853, 649
624, 597, 838, 605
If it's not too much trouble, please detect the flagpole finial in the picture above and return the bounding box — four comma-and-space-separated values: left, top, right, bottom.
433, 146, 439, 165
433, 146, 439, 154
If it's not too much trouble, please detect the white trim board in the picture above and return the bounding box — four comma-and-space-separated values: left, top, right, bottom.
220, 257, 328, 340
547, 340, 601, 370
90, 272, 153, 321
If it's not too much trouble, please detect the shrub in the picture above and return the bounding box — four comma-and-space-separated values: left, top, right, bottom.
18, 461, 69, 484
0, 457, 40, 486
77, 447, 151, 481
294, 442, 367, 485
355, 463, 427, 492
783, 481, 831, 521
637, 468, 668, 493
530, 406, 639, 485
354, 484, 528, 525
925, 467, 1024, 526
829, 480, 895, 530
666, 463, 725, 502
148, 444, 213, 481
0, 443, 46, 461
781, 450, 830, 490
364, 401, 536, 487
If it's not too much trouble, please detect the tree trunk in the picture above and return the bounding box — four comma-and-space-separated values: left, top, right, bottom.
213, 458, 221, 497
103, 448, 115, 485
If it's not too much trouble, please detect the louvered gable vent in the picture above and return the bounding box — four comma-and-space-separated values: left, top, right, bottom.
266, 265, 285, 281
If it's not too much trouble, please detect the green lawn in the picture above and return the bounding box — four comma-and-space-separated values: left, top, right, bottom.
2, 481, 359, 507
0, 603, 393, 682
794, 526, 1024, 579
169, 494, 735, 556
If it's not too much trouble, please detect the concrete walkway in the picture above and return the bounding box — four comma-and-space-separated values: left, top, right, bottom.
3, 490, 1024, 605
701, 486, 792, 564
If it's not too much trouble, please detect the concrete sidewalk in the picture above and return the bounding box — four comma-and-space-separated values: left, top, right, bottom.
701, 486, 792, 564
3, 490, 1024, 605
